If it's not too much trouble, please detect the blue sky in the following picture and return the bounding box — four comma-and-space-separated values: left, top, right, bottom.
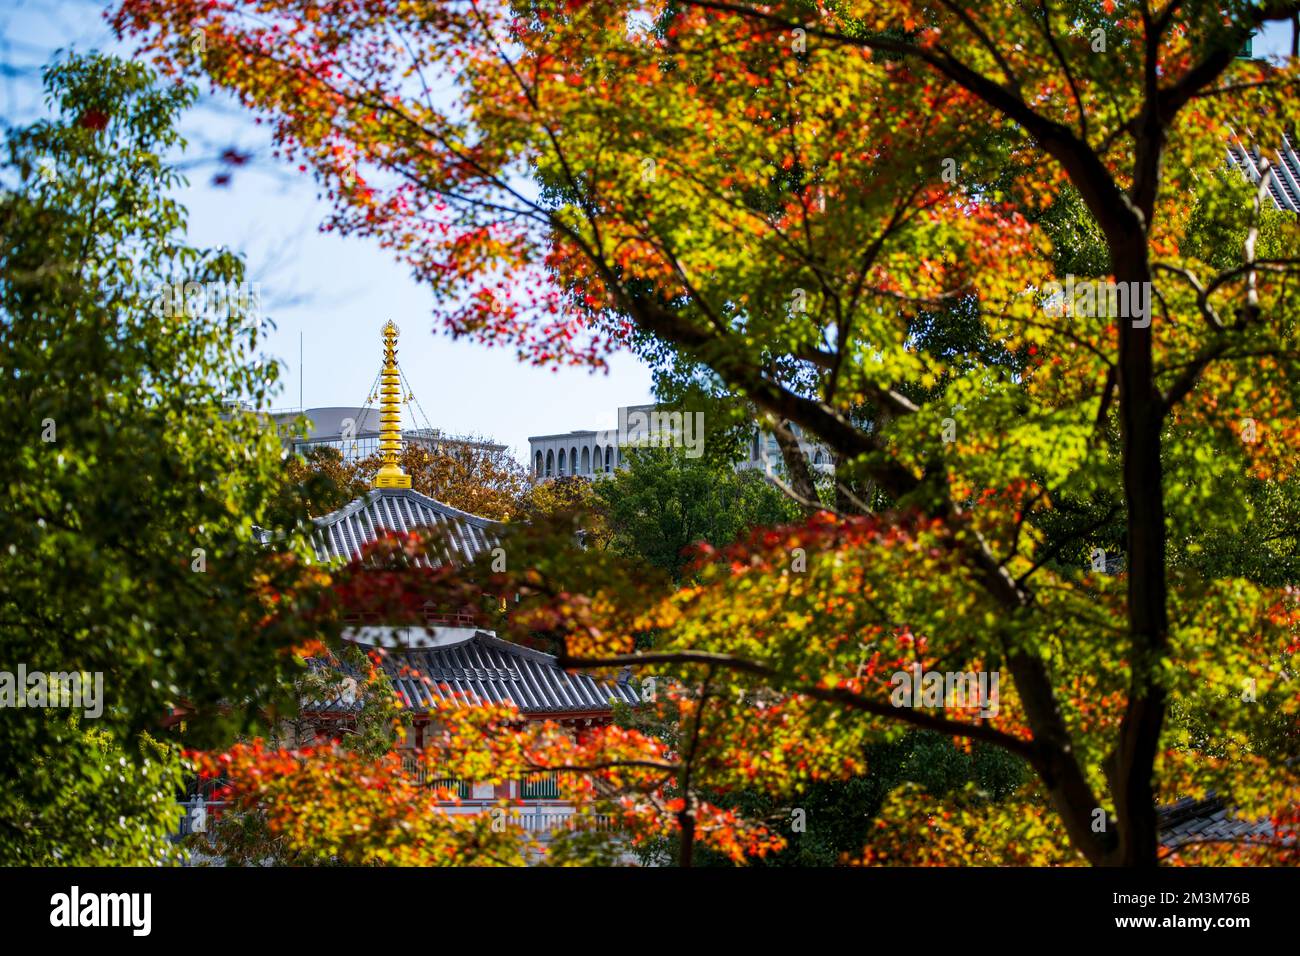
2, 2, 1294, 460
1, 0, 656, 461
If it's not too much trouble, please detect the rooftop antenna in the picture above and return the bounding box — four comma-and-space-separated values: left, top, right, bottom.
299, 330, 303, 411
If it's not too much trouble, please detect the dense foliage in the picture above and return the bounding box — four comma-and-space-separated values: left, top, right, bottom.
0, 54, 335, 863
285, 438, 528, 520
112, 0, 1300, 865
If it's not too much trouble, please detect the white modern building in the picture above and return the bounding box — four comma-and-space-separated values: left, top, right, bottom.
528, 403, 832, 480
270, 406, 504, 463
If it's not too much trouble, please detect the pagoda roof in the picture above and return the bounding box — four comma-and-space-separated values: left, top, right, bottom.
1228, 134, 1300, 212
1157, 794, 1280, 850
311, 487, 502, 567
314, 630, 640, 716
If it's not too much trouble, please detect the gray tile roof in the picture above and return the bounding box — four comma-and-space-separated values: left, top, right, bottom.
1158, 795, 1277, 849
306, 490, 638, 715
315, 631, 640, 715
1227, 134, 1300, 212
311, 487, 502, 567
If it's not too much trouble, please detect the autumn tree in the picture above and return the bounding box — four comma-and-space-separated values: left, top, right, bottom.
191, 643, 412, 865
357, 438, 529, 520
280, 444, 370, 517
114, 0, 1300, 865
287, 437, 528, 520
589, 446, 1026, 864
514, 475, 614, 553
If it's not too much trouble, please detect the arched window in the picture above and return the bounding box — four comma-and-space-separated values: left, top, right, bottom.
813, 450, 824, 465
605, 446, 613, 472
545, 449, 554, 476
558, 448, 567, 475
570, 447, 579, 476
592, 444, 601, 475
581, 446, 591, 474
535, 451, 543, 476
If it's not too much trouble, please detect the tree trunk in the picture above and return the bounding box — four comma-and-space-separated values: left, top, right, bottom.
678, 806, 695, 867
1110, 239, 1169, 867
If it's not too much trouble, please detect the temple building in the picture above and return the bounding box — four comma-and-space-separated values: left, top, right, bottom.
1227, 133, 1300, 213
302, 321, 638, 830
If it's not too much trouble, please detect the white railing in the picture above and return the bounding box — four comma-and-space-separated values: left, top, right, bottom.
396, 756, 613, 834
178, 796, 611, 838
440, 801, 615, 834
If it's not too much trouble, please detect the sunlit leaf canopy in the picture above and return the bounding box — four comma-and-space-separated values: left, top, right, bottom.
113, 0, 1300, 864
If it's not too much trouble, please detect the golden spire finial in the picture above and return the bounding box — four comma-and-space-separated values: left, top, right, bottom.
373, 320, 411, 489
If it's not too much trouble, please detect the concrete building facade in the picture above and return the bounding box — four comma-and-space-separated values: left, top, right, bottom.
528, 403, 832, 480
